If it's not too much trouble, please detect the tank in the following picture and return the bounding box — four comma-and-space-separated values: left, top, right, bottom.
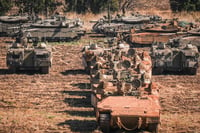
92, 13, 161, 37
6, 35, 52, 74
0, 15, 29, 36
128, 19, 193, 47
23, 15, 85, 42
187, 28, 200, 51
83, 40, 160, 132
188, 28, 200, 36
151, 38, 199, 75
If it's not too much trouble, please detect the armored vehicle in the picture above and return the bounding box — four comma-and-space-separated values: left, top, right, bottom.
6, 37, 52, 74
24, 15, 85, 42
128, 19, 192, 47
151, 39, 199, 75
83, 41, 160, 132
188, 28, 200, 36
92, 13, 161, 37
187, 28, 200, 51
24, 27, 85, 42
0, 15, 29, 36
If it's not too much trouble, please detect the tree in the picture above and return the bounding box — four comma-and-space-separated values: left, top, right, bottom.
65, 0, 119, 14
119, 0, 133, 15
15, 0, 56, 16
170, 0, 200, 11
0, 0, 12, 15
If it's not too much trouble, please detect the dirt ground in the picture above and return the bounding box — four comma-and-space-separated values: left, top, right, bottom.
0, 35, 199, 133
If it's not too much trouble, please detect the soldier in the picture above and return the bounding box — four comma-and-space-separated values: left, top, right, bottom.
21, 37, 28, 47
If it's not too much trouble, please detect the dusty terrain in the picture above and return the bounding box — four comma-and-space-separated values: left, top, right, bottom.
0, 35, 200, 133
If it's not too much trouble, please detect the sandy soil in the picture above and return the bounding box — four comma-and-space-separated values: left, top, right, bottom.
0, 36, 199, 133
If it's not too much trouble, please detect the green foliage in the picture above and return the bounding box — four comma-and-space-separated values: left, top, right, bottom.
0, 0, 12, 15
16, 0, 57, 15
170, 0, 200, 11
2, 0, 200, 15
65, 0, 119, 14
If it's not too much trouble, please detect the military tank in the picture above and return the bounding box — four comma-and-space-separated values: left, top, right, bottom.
83, 40, 160, 132
0, 15, 29, 36
6, 35, 52, 74
112, 13, 161, 24
24, 15, 85, 42
128, 19, 193, 47
92, 13, 161, 37
187, 28, 200, 51
151, 38, 199, 75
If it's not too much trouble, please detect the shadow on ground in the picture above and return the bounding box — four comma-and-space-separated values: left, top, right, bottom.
61, 69, 86, 75
153, 70, 196, 75
59, 80, 96, 132
59, 110, 94, 117
0, 68, 42, 75
63, 96, 92, 108
58, 120, 97, 132
62, 82, 92, 108
62, 90, 91, 96
71, 83, 91, 89
0, 69, 9, 75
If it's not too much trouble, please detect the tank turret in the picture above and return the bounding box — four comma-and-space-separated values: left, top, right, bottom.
151, 38, 199, 75
6, 33, 52, 74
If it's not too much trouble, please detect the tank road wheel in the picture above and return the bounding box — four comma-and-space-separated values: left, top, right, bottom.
9, 66, 17, 73
188, 68, 197, 75
148, 123, 159, 133
99, 113, 111, 133
152, 67, 163, 75
41, 67, 49, 74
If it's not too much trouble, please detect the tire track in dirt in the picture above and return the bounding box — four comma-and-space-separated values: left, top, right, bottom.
0, 37, 200, 133
153, 70, 200, 132
0, 39, 97, 133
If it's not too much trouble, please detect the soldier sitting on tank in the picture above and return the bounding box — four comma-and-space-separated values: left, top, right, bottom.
32, 40, 38, 47
16, 29, 24, 43
21, 37, 28, 48
38, 42, 47, 49
33, 37, 42, 47
113, 50, 121, 61
117, 41, 125, 49
131, 52, 142, 69
185, 43, 193, 49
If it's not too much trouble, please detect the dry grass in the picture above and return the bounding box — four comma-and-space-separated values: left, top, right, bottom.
136, 10, 200, 22
161, 112, 200, 132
